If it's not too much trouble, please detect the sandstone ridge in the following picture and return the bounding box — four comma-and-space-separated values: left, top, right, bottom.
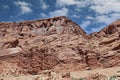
0, 16, 119, 79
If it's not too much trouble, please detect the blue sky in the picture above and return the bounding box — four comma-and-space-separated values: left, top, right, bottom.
0, 0, 120, 33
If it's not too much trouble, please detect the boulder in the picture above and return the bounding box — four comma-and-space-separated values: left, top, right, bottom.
99, 36, 119, 45
0, 47, 22, 57
56, 20, 61, 27
2, 39, 19, 49
56, 26, 64, 34
21, 26, 30, 33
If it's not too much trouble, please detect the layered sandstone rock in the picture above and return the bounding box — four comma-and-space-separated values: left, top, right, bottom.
0, 16, 86, 37
91, 20, 120, 38
0, 16, 88, 50
90, 20, 120, 68
0, 16, 119, 76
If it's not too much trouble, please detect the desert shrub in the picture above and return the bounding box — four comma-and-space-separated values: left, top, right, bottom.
86, 41, 92, 50
106, 76, 119, 80
78, 78, 85, 80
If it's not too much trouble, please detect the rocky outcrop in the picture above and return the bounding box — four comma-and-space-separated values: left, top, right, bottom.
0, 16, 86, 37
0, 47, 59, 75
99, 33, 120, 45
91, 20, 120, 38
0, 47, 22, 57
91, 20, 120, 52
0, 16, 88, 50
0, 16, 119, 76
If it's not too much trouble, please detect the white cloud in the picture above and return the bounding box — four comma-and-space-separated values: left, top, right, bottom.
40, 13, 48, 18
88, 0, 120, 28
49, 8, 69, 17
86, 16, 94, 20
91, 26, 105, 32
56, 0, 80, 7
96, 15, 112, 24
95, 13, 120, 25
56, 0, 120, 16
74, 8, 81, 12
39, 7, 69, 18
2, 5, 9, 9
81, 21, 91, 29
72, 14, 80, 18
90, 0, 120, 14
110, 13, 120, 19
56, 0, 91, 8
55, 0, 120, 33
14, 1, 32, 14
40, 0, 49, 10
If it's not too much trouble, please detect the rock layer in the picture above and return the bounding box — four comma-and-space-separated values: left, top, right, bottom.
0, 16, 119, 76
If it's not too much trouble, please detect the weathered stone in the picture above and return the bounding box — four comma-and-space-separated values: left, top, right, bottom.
49, 26, 56, 34
2, 39, 19, 49
62, 72, 70, 78
85, 67, 91, 70
60, 18, 66, 26
47, 22, 51, 27
103, 51, 116, 58
56, 20, 61, 27
30, 23, 37, 28
21, 26, 30, 33
34, 22, 42, 27
99, 36, 119, 45
36, 27, 47, 35
111, 43, 120, 50
0, 42, 4, 49
56, 26, 64, 34
0, 16, 119, 77
0, 47, 22, 57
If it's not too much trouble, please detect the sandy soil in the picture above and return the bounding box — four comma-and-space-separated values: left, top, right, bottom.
0, 67, 120, 80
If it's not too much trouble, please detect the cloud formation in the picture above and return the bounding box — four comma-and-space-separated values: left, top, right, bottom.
56, 0, 120, 33
40, 0, 49, 10
49, 8, 69, 17
40, 13, 48, 18
56, 0, 80, 7
90, 0, 120, 14
56, 0, 90, 8
1, 0, 120, 33
14, 1, 32, 14
91, 26, 105, 32
81, 21, 91, 29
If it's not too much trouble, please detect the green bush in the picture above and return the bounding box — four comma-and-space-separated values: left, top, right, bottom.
78, 78, 85, 80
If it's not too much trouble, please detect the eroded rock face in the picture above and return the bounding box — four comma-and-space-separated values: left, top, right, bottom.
90, 21, 120, 51
0, 16, 119, 76
0, 16, 86, 37
91, 20, 120, 38
0, 16, 87, 50
91, 20, 120, 67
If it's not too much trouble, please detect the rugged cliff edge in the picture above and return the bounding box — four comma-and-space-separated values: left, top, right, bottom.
0, 16, 119, 78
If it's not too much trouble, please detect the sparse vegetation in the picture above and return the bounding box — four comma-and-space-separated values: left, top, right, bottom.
86, 41, 93, 51
106, 76, 119, 80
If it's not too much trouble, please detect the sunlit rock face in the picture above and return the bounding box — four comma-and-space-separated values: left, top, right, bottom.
0, 16, 88, 50
0, 16, 119, 76
0, 16, 86, 37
